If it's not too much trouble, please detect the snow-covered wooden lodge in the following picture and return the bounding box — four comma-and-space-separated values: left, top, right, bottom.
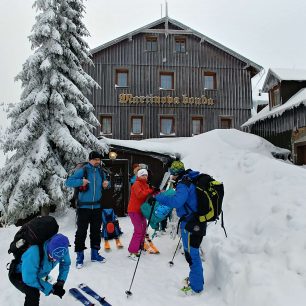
242, 68, 306, 165
85, 16, 262, 140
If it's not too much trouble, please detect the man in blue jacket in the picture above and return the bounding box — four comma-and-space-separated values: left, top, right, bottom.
65, 151, 110, 268
9, 233, 71, 306
153, 161, 206, 296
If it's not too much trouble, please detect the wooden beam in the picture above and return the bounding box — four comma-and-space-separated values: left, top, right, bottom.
141, 29, 193, 35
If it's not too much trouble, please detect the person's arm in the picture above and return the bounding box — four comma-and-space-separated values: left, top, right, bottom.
133, 181, 153, 200
65, 168, 85, 188
57, 251, 71, 283
21, 247, 53, 296
155, 183, 188, 209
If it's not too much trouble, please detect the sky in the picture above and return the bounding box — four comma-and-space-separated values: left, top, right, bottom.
1, 129, 306, 305
1, 0, 306, 103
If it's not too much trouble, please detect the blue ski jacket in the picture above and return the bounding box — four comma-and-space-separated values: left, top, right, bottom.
16, 241, 71, 296
155, 170, 200, 218
66, 163, 109, 209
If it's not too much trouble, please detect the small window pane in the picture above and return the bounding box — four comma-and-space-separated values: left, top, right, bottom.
101, 117, 112, 134
204, 75, 214, 89
117, 72, 128, 87
160, 74, 173, 90
161, 118, 174, 135
132, 118, 142, 134
192, 119, 202, 135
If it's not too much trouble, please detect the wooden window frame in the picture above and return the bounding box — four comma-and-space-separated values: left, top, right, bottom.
115, 69, 129, 87
191, 116, 204, 136
159, 72, 175, 90
219, 116, 233, 129
175, 37, 186, 53
145, 36, 157, 52
204, 71, 217, 90
270, 85, 281, 108
159, 115, 176, 136
130, 115, 144, 135
100, 115, 113, 135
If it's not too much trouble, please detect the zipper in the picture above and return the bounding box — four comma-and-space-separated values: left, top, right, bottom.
93, 168, 96, 202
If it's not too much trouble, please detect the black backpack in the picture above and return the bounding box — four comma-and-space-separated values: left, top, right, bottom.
183, 173, 227, 237
8, 215, 59, 262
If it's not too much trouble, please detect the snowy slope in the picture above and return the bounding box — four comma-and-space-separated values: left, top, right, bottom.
1, 129, 306, 306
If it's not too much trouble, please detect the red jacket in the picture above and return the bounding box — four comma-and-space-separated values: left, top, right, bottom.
128, 178, 153, 213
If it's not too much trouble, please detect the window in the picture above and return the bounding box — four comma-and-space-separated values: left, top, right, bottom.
146, 36, 157, 51
270, 86, 280, 107
160, 116, 175, 135
160, 72, 174, 90
115, 69, 128, 87
204, 71, 217, 90
175, 37, 186, 53
100, 115, 112, 134
131, 116, 143, 134
192, 117, 203, 135
220, 117, 232, 129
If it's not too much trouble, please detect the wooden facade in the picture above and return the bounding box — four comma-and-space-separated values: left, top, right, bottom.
86, 17, 262, 140
244, 68, 306, 165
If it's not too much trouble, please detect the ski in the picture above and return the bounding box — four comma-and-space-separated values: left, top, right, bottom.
79, 283, 112, 306
145, 234, 160, 254
69, 288, 95, 306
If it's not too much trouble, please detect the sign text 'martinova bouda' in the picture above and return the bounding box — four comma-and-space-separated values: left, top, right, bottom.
118, 93, 215, 105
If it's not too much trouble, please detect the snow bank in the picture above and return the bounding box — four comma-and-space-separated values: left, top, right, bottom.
0, 129, 306, 306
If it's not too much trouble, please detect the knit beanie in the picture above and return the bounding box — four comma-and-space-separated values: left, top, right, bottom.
47, 234, 69, 261
137, 169, 148, 177
89, 151, 102, 160
169, 160, 185, 176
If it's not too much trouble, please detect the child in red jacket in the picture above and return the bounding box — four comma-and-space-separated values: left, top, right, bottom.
127, 169, 153, 260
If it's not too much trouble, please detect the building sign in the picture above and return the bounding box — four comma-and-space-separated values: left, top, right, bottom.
119, 93, 214, 105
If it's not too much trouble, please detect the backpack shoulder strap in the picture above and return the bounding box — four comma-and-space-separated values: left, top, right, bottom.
38, 244, 44, 268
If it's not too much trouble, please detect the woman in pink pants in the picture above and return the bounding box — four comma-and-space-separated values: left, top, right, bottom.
127, 169, 153, 260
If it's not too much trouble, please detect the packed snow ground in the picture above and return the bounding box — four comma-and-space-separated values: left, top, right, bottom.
1, 129, 306, 306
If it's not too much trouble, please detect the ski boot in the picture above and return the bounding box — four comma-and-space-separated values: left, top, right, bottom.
76, 251, 84, 269
91, 249, 106, 263
115, 238, 123, 248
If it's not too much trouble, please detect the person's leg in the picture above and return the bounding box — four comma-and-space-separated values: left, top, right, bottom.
181, 227, 204, 293
89, 208, 102, 250
74, 209, 90, 252
140, 214, 147, 246
9, 272, 40, 306
128, 212, 145, 253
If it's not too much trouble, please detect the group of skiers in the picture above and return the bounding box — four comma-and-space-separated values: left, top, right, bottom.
8, 151, 207, 305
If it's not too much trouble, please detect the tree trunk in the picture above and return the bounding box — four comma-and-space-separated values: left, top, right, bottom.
41, 206, 50, 216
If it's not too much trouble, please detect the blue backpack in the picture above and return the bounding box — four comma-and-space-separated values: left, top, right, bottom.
141, 189, 175, 229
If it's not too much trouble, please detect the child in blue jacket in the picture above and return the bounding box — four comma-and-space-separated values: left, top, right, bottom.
9, 233, 71, 306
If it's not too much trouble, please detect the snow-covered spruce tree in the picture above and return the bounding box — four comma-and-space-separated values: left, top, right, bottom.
0, 0, 107, 224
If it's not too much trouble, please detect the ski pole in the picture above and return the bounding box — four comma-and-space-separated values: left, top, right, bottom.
125, 200, 156, 297
168, 236, 182, 267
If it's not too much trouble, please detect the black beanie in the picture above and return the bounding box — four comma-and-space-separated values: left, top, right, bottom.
89, 151, 102, 160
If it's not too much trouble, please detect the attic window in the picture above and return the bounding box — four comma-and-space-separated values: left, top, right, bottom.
175, 37, 186, 53
146, 36, 157, 52
204, 71, 217, 90
270, 86, 280, 108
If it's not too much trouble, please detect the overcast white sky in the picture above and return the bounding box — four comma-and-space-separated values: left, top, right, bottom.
1, 0, 306, 103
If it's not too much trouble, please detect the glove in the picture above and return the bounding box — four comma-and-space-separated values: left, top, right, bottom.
52, 281, 66, 299
147, 196, 156, 206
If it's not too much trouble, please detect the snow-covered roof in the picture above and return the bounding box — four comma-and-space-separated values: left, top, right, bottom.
262, 68, 306, 92
242, 88, 306, 127
91, 17, 262, 75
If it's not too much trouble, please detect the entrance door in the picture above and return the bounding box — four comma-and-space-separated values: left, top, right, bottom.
102, 159, 129, 217
296, 144, 306, 165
